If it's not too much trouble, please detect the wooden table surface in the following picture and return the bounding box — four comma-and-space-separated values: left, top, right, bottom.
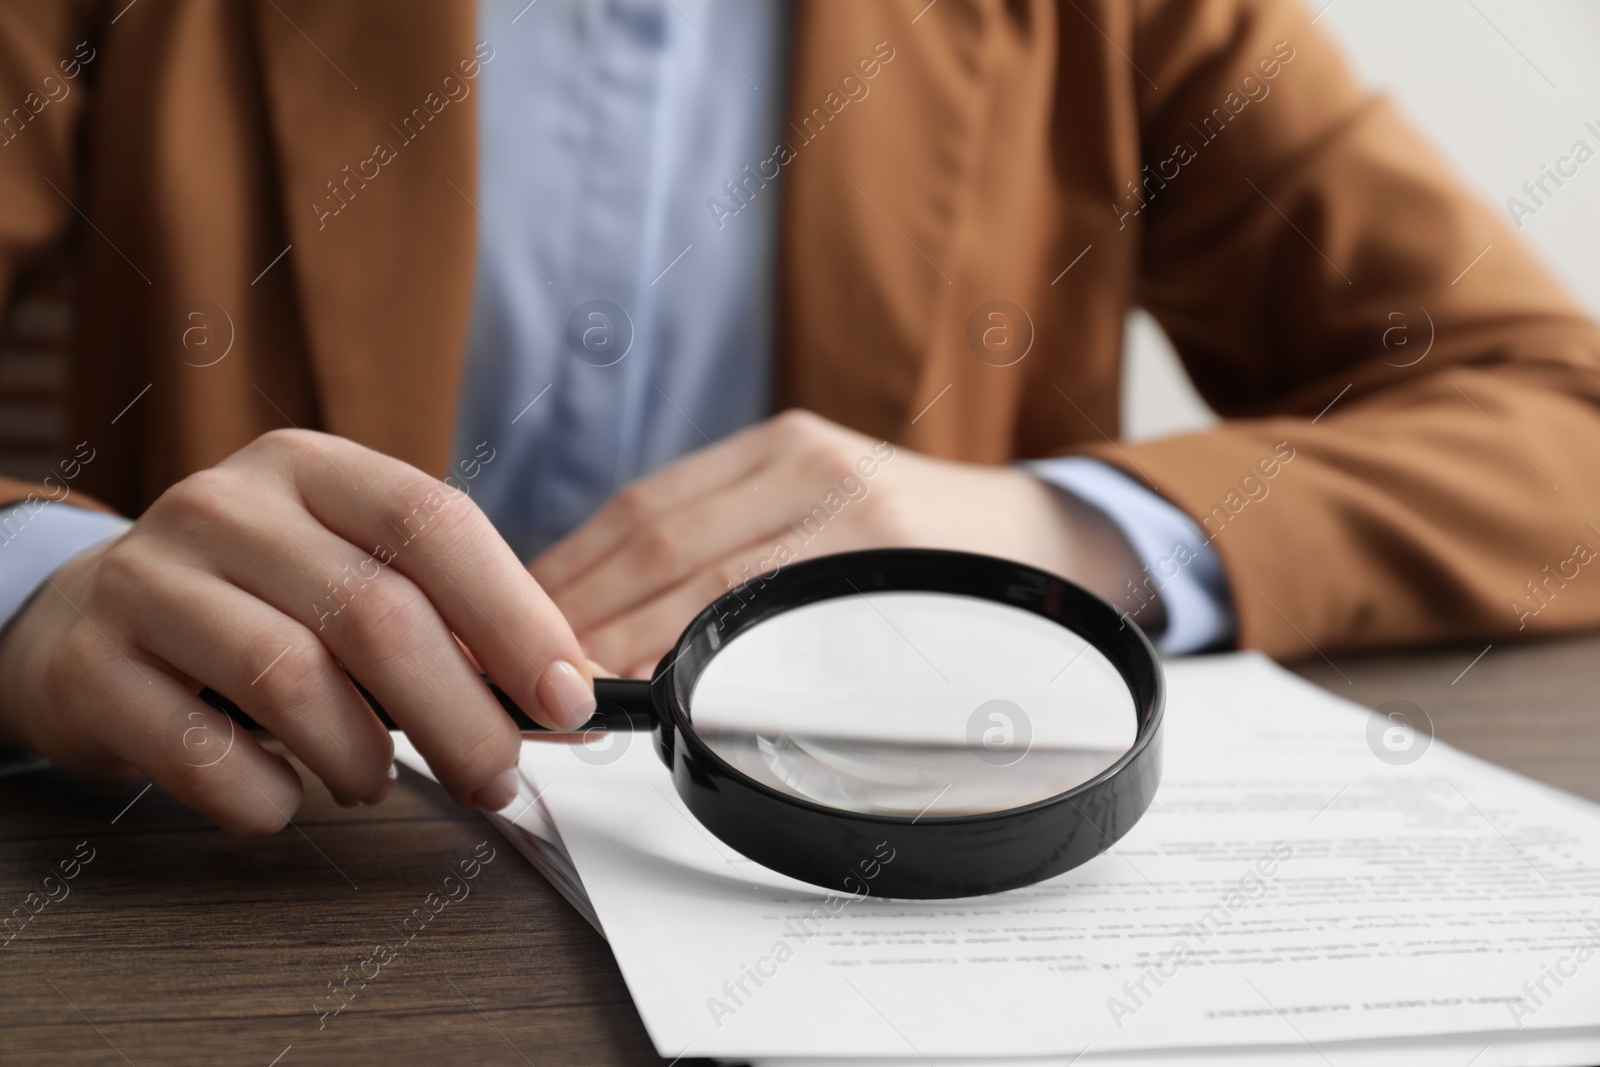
3, 633, 1598, 1066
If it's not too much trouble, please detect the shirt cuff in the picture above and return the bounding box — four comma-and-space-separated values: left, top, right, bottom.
0, 501, 132, 628
1023, 457, 1237, 655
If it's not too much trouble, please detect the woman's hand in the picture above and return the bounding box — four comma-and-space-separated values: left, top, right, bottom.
531, 409, 1152, 676
0, 430, 596, 834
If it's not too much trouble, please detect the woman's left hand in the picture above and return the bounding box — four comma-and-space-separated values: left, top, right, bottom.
530, 409, 1153, 676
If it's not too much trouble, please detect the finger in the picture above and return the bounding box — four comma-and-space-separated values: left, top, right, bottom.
173, 481, 522, 809
455, 634, 484, 672
579, 507, 895, 677
251, 517, 519, 806
53, 628, 303, 835
580, 542, 788, 677
549, 474, 789, 634
531, 421, 779, 594
109, 553, 394, 805
267, 432, 596, 735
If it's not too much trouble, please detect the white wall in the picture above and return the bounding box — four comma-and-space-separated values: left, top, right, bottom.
1121, 0, 1600, 442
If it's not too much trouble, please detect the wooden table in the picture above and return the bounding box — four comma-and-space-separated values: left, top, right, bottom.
3, 633, 1598, 1065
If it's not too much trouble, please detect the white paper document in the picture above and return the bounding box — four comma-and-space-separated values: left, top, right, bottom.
395, 653, 1600, 1061
690, 592, 1137, 750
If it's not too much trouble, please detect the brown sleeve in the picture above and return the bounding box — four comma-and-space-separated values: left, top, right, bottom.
0, 1, 117, 514
1077, 0, 1600, 658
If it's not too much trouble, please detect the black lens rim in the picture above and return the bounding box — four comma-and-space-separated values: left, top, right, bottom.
648, 547, 1164, 900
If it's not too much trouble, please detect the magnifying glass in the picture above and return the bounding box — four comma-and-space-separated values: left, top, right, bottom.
203, 549, 1164, 899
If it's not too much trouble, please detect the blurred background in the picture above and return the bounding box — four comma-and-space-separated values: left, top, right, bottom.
3, 0, 1597, 474
1126, 0, 1600, 440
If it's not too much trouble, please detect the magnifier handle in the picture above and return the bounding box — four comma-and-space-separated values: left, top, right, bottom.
591, 676, 656, 727
198, 674, 656, 735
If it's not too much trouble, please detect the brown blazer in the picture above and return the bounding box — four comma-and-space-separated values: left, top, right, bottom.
3, 0, 1599, 660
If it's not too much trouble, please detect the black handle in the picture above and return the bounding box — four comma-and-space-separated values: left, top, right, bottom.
198, 674, 656, 735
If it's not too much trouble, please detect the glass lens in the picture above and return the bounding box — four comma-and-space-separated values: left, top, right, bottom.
686, 591, 1137, 817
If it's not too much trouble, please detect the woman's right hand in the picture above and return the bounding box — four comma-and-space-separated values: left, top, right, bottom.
0, 429, 596, 834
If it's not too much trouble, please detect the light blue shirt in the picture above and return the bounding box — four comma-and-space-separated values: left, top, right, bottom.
453, 0, 781, 554
0, 0, 1235, 657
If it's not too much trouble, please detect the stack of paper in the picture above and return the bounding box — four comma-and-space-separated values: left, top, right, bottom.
394, 654, 1600, 1065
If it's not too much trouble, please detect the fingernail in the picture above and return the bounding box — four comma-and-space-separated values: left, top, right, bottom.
469, 766, 520, 812
538, 658, 597, 730
360, 763, 399, 807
